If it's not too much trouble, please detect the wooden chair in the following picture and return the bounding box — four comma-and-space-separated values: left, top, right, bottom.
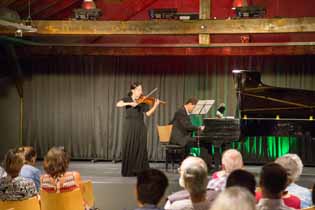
81, 180, 95, 208
0, 196, 40, 210
157, 124, 185, 171
302, 206, 315, 210
40, 189, 84, 210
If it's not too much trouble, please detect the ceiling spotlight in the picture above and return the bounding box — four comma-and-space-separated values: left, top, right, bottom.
82, 0, 96, 10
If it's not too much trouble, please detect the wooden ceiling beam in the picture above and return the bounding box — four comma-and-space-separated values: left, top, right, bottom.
15, 45, 315, 56
1, 17, 315, 36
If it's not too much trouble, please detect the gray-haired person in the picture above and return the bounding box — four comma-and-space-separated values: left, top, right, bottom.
210, 186, 256, 210
275, 154, 312, 208
165, 156, 218, 210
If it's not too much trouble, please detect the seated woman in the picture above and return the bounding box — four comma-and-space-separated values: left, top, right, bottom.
18, 146, 42, 191
40, 147, 89, 209
0, 149, 37, 201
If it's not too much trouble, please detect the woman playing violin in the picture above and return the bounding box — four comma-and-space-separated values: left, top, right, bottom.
116, 82, 160, 176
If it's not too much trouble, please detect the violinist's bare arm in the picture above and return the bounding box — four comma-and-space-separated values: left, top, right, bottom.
116, 100, 138, 107
145, 99, 160, 117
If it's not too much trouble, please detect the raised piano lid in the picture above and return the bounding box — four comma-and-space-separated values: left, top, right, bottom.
232, 70, 315, 119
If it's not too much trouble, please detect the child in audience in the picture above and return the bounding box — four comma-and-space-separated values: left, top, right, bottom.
135, 168, 168, 210
18, 146, 42, 191
40, 146, 90, 209
0, 149, 37, 201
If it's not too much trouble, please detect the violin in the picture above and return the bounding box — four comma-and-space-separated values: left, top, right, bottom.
136, 95, 166, 105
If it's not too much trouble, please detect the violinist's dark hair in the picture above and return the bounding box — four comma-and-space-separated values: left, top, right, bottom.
128, 81, 142, 97
185, 97, 198, 105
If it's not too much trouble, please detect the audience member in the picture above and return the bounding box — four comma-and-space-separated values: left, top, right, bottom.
41, 147, 81, 192
225, 169, 256, 195
0, 149, 37, 201
18, 146, 41, 191
209, 186, 256, 210
165, 156, 218, 210
312, 183, 315, 205
134, 168, 168, 210
207, 149, 243, 191
275, 153, 312, 208
257, 163, 294, 210
0, 166, 6, 178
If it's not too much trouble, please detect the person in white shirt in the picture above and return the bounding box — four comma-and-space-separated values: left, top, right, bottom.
256, 163, 294, 210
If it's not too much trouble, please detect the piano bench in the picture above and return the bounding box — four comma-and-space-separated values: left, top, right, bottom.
163, 145, 185, 171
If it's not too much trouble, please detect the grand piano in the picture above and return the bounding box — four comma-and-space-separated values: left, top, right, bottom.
199, 70, 315, 168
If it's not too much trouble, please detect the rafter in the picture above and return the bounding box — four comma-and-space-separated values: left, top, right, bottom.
1, 17, 315, 36
14, 44, 315, 56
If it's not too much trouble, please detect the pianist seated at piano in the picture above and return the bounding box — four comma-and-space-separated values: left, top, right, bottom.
216, 103, 226, 119
169, 97, 205, 150
207, 149, 244, 191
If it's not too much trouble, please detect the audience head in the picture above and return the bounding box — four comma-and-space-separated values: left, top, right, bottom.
210, 186, 256, 210
43, 146, 70, 178
16, 146, 37, 165
275, 153, 303, 183
226, 169, 256, 195
184, 97, 198, 113
178, 156, 208, 197
259, 162, 288, 198
3, 149, 24, 178
221, 149, 243, 174
136, 168, 168, 206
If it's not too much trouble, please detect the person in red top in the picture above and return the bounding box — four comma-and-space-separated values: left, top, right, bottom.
40, 147, 89, 209
256, 191, 301, 209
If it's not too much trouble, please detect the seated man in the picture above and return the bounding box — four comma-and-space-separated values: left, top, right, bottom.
256, 163, 295, 210
275, 154, 312, 208
165, 156, 218, 210
208, 149, 243, 191
169, 97, 204, 148
134, 168, 168, 210
0, 149, 37, 201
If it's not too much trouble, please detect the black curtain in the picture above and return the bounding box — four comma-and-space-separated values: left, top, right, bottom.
22, 55, 315, 161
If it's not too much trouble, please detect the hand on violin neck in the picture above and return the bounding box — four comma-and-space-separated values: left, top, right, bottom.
153, 98, 160, 107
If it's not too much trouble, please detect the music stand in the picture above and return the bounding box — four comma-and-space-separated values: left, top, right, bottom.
190, 100, 215, 160
191, 100, 215, 115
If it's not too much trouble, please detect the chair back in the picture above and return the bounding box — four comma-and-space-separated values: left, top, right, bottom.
0, 196, 40, 210
157, 124, 173, 144
81, 180, 95, 207
40, 189, 84, 210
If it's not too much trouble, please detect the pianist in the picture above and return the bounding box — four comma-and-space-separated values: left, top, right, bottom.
169, 97, 204, 150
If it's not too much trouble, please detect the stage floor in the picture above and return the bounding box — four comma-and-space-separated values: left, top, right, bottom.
39, 161, 315, 210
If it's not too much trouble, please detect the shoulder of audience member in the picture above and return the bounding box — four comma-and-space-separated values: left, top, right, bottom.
167, 190, 190, 203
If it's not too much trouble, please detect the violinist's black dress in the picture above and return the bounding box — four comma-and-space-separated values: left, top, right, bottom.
121, 96, 150, 176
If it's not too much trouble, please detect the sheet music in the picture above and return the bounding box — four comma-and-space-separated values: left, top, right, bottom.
191, 100, 215, 115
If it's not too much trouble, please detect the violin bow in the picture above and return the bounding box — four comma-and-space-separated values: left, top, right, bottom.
145, 88, 158, 97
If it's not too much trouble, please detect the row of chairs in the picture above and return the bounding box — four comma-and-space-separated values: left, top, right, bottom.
0, 180, 94, 210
